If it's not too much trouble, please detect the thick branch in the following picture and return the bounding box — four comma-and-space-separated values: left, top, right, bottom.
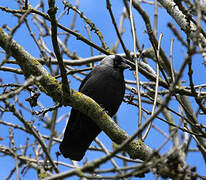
158, 0, 206, 49
0, 28, 152, 161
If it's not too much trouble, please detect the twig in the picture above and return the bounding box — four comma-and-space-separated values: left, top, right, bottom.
143, 33, 162, 140
106, 0, 131, 58
48, 0, 70, 102
154, 0, 158, 37
9, 128, 20, 180
63, 0, 111, 53
3, 100, 60, 173
129, 0, 142, 138
0, 76, 40, 101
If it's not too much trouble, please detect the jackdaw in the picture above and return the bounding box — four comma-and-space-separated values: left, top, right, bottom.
59, 55, 130, 161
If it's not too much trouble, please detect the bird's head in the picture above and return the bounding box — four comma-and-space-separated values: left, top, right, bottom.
100, 55, 130, 70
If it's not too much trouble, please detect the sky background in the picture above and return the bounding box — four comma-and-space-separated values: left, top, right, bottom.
0, 0, 206, 179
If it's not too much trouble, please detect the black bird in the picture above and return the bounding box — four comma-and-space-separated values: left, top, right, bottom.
59, 55, 130, 161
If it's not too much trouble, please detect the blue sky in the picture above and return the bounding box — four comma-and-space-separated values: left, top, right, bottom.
0, 0, 206, 179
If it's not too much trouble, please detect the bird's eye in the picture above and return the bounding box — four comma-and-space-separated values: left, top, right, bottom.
113, 58, 120, 67
113, 55, 122, 68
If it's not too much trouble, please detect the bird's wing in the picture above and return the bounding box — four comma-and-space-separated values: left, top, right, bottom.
79, 68, 96, 91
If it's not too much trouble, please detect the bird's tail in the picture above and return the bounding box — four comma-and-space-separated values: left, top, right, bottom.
59, 109, 101, 161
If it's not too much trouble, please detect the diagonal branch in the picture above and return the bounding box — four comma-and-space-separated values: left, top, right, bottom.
0, 28, 152, 161
48, 0, 70, 101
157, 0, 206, 62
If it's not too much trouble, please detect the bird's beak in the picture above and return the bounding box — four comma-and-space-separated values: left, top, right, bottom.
121, 58, 131, 69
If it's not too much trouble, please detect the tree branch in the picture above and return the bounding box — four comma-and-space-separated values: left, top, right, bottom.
0, 28, 152, 161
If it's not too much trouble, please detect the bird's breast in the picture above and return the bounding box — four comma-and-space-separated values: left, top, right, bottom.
87, 76, 124, 116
